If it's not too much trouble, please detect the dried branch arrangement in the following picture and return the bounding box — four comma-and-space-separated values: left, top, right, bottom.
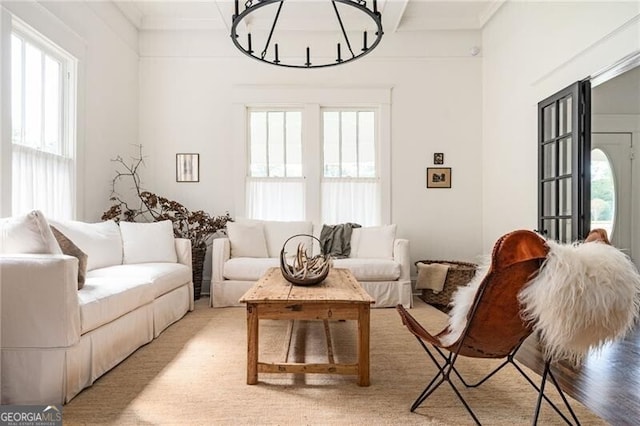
101, 145, 231, 249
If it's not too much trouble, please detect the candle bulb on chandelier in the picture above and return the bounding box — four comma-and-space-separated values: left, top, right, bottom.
363, 31, 368, 51
275, 43, 279, 63
337, 43, 342, 62
373, 0, 378, 13
234, 0, 239, 17
306, 47, 310, 66
247, 33, 252, 53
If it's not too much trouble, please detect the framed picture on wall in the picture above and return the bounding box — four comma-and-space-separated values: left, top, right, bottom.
176, 153, 199, 182
426, 167, 451, 188
434, 153, 444, 165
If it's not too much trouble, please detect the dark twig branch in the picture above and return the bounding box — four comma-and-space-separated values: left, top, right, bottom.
102, 145, 231, 248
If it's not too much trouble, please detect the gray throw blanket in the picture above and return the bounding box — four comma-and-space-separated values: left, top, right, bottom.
319, 223, 361, 258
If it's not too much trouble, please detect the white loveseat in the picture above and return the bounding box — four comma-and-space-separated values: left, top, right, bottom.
210, 220, 411, 308
0, 212, 194, 404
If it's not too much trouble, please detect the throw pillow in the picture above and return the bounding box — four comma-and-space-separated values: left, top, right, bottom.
227, 221, 268, 258
50, 225, 88, 290
49, 219, 123, 271
350, 224, 397, 259
119, 220, 178, 264
0, 210, 62, 255
238, 219, 313, 257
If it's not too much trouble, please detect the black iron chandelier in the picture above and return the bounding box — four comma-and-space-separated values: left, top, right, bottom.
231, 0, 383, 69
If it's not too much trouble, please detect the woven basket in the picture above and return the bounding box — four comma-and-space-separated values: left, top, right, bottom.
416, 260, 478, 307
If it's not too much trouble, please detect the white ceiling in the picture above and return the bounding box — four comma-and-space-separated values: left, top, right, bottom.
113, 0, 505, 33
592, 65, 640, 115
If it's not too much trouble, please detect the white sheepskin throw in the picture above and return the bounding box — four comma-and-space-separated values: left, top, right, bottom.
439, 259, 489, 347
519, 240, 640, 365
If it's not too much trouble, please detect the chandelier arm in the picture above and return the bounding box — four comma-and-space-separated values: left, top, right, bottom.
260, 0, 284, 60
331, 0, 356, 59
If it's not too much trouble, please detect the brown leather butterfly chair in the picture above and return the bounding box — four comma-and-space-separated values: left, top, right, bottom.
397, 230, 580, 425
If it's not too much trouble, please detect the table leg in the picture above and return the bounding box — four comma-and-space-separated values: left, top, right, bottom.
246, 303, 259, 384
357, 304, 371, 386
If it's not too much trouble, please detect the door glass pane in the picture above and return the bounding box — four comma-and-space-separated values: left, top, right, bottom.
559, 177, 572, 216
543, 219, 557, 240
542, 142, 556, 179
559, 137, 572, 175
559, 218, 572, 243
543, 103, 557, 141
559, 95, 572, 136
591, 148, 615, 239
542, 181, 556, 216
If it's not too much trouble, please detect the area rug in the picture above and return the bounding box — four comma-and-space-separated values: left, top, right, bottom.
62, 298, 605, 425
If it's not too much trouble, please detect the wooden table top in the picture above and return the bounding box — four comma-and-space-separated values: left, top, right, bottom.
239, 267, 374, 305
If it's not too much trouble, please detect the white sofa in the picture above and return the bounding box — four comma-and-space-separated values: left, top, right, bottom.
0, 212, 194, 404
210, 220, 411, 308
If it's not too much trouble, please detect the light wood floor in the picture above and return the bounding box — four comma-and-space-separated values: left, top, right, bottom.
516, 325, 640, 425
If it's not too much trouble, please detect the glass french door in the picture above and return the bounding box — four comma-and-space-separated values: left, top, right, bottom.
538, 80, 591, 243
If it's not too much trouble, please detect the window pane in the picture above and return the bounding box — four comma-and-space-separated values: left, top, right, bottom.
44, 55, 61, 154
285, 111, 302, 177
249, 112, 267, 177
323, 111, 340, 177
543, 219, 557, 240
11, 35, 23, 144
24, 42, 43, 149
268, 112, 285, 177
358, 111, 375, 178
341, 111, 357, 177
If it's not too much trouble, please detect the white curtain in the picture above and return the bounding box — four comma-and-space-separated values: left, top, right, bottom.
322, 179, 380, 226
12, 144, 74, 220
246, 178, 305, 221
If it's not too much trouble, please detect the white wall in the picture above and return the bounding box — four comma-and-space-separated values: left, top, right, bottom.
482, 1, 640, 252
138, 30, 484, 291
0, 0, 139, 221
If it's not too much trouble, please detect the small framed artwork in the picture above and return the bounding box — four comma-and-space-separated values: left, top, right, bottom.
426, 167, 452, 188
176, 153, 200, 182
434, 153, 444, 165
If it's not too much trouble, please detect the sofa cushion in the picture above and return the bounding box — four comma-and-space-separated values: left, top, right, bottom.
87, 263, 192, 299
49, 219, 122, 271
332, 259, 401, 281
223, 257, 280, 281
119, 220, 177, 264
0, 210, 61, 255
227, 221, 268, 258
253, 219, 313, 258
79, 276, 154, 334
51, 225, 88, 290
350, 225, 397, 259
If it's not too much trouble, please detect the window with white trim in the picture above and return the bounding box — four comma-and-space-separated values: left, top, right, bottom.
322, 109, 380, 225
246, 109, 305, 221
245, 106, 381, 226
11, 21, 76, 219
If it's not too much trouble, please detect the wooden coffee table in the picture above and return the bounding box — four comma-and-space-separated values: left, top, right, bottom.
239, 267, 375, 386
